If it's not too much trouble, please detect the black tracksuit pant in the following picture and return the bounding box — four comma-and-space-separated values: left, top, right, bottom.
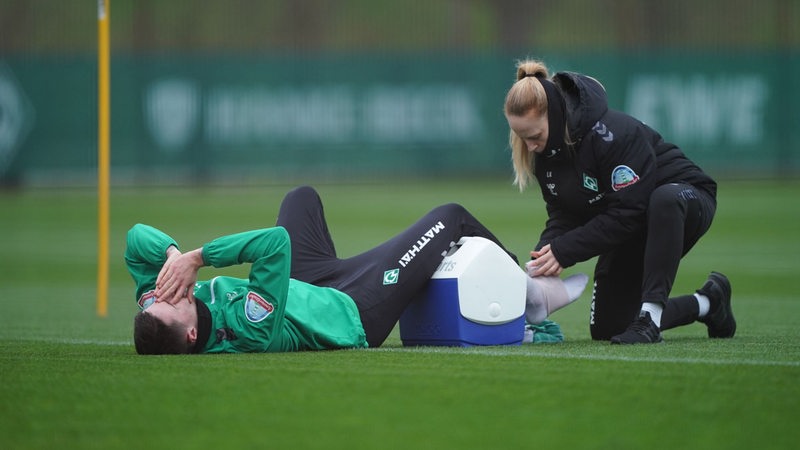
590, 182, 717, 340
275, 186, 518, 347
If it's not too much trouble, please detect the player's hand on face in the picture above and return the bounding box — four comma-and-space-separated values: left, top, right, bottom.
156, 247, 202, 305
529, 244, 563, 277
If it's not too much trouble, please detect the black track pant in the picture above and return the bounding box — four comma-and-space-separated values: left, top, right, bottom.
275, 186, 518, 348
590, 183, 716, 340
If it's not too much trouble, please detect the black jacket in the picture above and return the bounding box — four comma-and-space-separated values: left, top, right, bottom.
534, 72, 717, 267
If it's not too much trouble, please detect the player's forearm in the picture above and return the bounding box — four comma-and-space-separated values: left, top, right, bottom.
201, 227, 290, 268
182, 248, 205, 269
125, 223, 179, 265
165, 244, 180, 259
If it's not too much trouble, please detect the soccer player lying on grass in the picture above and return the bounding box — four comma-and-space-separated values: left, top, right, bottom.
126, 186, 588, 354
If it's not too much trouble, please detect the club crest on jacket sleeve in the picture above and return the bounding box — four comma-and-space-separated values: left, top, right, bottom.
611, 165, 640, 191
244, 291, 274, 322
138, 290, 156, 310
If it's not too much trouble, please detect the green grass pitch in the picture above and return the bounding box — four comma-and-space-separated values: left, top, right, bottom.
1, 178, 798, 449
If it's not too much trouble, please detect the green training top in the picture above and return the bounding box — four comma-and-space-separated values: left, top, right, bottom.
125, 224, 368, 352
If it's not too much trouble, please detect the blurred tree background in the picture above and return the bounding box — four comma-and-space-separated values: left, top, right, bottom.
2, 0, 797, 52
0, 0, 797, 185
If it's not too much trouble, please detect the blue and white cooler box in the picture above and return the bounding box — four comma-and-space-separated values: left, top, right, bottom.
399, 236, 527, 347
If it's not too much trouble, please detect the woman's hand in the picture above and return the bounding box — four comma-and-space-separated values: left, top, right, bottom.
527, 244, 563, 277
155, 246, 204, 304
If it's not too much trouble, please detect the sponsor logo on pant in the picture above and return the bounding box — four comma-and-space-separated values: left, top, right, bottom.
397, 221, 446, 268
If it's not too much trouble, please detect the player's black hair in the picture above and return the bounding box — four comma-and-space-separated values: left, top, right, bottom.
133, 311, 191, 355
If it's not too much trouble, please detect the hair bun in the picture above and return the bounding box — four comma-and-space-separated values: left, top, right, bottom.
515, 60, 549, 81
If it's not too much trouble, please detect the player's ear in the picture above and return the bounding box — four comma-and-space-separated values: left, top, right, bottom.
187, 327, 197, 345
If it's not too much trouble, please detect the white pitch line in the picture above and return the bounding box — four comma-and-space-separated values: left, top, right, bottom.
372, 346, 800, 368
60, 338, 132, 346
1, 337, 131, 346
5, 338, 799, 367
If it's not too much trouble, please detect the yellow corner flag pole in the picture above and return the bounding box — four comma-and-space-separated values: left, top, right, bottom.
97, 0, 110, 317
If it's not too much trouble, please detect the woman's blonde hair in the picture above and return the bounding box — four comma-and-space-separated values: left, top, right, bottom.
504, 59, 550, 191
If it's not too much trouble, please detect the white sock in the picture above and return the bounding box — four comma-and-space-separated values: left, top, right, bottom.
525, 274, 588, 324
525, 276, 550, 324
641, 302, 663, 327
563, 273, 590, 303
694, 293, 711, 317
